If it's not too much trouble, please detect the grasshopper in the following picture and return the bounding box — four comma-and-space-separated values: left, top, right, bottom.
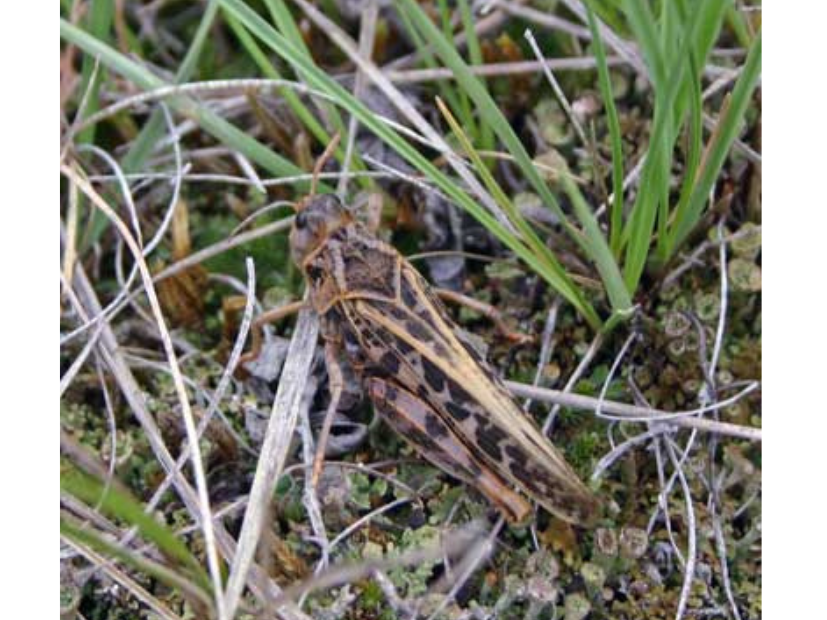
247, 140, 600, 525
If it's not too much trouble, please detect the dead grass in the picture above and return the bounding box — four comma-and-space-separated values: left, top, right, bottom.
60, 2, 762, 618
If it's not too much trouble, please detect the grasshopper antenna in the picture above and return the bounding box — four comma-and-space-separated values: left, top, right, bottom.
309, 132, 342, 199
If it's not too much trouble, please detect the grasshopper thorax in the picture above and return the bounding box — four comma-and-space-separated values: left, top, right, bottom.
290, 194, 353, 267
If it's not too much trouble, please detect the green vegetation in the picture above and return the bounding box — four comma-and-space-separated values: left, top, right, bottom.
60, 2, 762, 618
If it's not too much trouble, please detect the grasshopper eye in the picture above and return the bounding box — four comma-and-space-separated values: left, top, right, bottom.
295, 210, 309, 229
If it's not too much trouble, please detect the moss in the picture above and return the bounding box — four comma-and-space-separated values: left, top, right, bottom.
59, 4, 762, 617
387, 526, 442, 598
348, 471, 388, 511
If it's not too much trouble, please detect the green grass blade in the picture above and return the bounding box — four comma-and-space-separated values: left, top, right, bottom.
217, 0, 600, 326
726, 2, 755, 47
397, 0, 630, 315
668, 32, 762, 253
585, 3, 625, 257
623, 0, 665, 86
224, 10, 323, 138
262, 0, 353, 144
437, 98, 514, 219
225, 12, 372, 190
69, 0, 116, 252
620, 0, 713, 294
692, 0, 731, 69
667, 0, 727, 150
122, 0, 220, 173
397, 1, 470, 143
60, 18, 308, 183
61, 518, 213, 607
224, 15, 335, 156
660, 0, 681, 68
436, 0, 477, 141
75, 0, 114, 145
72, 2, 207, 247
262, 0, 309, 54
61, 468, 211, 590
398, 0, 569, 228
621, 0, 673, 270
662, 39, 703, 263
437, 98, 584, 303
457, 0, 493, 152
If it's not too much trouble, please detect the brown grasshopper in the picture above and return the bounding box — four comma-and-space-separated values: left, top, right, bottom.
246, 140, 600, 525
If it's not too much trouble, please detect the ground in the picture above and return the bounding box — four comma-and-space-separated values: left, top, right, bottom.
60, 2, 761, 619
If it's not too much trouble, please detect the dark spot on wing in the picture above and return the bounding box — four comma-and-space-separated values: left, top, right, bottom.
363, 332, 381, 348
431, 341, 449, 358
406, 319, 431, 342
508, 456, 532, 483
504, 444, 527, 465
515, 465, 567, 500
474, 420, 509, 462
501, 441, 569, 498
386, 305, 409, 322
541, 476, 565, 495
416, 304, 438, 326
384, 384, 398, 401
445, 401, 471, 421
401, 283, 418, 308
477, 437, 502, 461
415, 433, 441, 455
370, 324, 394, 346
390, 418, 438, 453
421, 356, 445, 392
373, 398, 448, 469
395, 337, 414, 355
371, 320, 415, 355
379, 351, 400, 375
424, 414, 448, 438
306, 264, 324, 282
448, 381, 473, 405
369, 380, 398, 403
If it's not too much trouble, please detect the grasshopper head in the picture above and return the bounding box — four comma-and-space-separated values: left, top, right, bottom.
289, 194, 353, 267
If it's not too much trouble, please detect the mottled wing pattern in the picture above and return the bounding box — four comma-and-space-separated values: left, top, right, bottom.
367, 376, 532, 522
309, 224, 600, 525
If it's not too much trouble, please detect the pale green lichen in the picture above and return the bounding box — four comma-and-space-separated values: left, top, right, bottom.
564, 592, 591, 620
348, 471, 387, 510
534, 99, 573, 146
695, 292, 721, 323
619, 527, 649, 560
581, 561, 606, 592
387, 525, 442, 598
667, 337, 687, 361
664, 310, 691, 338
729, 258, 762, 292
731, 222, 762, 259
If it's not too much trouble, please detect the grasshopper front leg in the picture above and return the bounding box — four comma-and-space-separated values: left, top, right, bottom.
366, 376, 532, 524
237, 300, 307, 368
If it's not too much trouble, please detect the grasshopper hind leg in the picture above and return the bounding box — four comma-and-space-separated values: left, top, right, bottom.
366, 377, 532, 523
